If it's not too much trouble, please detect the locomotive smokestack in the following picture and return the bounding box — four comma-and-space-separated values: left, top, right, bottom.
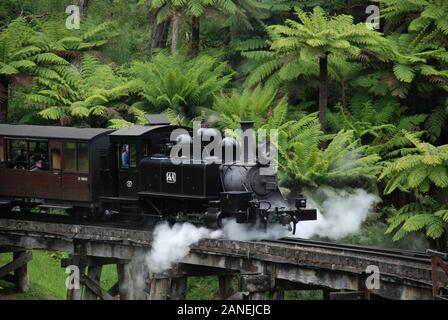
240, 120, 255, 164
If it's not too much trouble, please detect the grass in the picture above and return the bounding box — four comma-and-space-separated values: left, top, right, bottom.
0, 251, 118, 300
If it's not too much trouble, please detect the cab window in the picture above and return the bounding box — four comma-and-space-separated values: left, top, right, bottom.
118, 143, 136, 169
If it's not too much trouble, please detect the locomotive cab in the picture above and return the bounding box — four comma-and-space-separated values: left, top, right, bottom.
99, 115, 193, 218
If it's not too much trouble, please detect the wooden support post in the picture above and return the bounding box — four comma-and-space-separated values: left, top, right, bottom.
66, 254, 85, 300
13, 251, 30, 293
240, 275, 270, 300
117, 263, 133, 300
0, 250, 31, 293
218, 275, 234, 299
248, 292, 265, 300
108, 281, 120, 297
83, 265, 102, 300
117, 262, 148, 300
82, 273, 115, 300
148, 277, 171, 300
269, 290, 284, 300
170, 276, 187, 300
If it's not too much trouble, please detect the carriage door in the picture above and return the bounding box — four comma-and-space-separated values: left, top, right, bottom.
49, 141, 63, 199
117, 142, 138, 197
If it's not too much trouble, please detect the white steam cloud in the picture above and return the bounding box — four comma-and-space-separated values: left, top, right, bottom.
145, 188, 379, 274
295, 188, 380, 240
145, 219, 288, 274
145, 222, 222, 274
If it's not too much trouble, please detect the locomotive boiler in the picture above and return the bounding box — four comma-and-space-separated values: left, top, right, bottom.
0, 115, 316, 234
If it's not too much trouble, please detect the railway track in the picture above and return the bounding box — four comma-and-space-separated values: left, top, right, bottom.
264, 237, 431, 264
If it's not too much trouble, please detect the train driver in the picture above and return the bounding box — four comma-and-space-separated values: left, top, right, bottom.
121, 144, 130, 168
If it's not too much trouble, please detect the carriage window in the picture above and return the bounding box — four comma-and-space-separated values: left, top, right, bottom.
118, 143, 136, 169
77, 143, 89, 173
63, 142, 77, 171
51, 149, 61, 170
29, 141, 49, 170
9, 140, 28, 169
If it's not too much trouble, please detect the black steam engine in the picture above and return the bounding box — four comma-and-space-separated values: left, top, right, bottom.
0, 115, 316, 234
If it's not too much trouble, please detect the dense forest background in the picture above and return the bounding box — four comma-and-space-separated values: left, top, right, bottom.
0, 0, 447, 249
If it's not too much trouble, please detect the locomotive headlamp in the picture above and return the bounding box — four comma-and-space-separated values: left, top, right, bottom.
295, 195, 307, 209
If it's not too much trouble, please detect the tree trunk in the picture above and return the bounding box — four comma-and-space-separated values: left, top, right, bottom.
223, 26, 231, 49
0, 76, 9, 124
191, 16, 200, 57
151, 10, 171, 57
19, 0, 25, 15
171, 12, 181, 54
82, 0, 89, 16
319, 55, 329, 131
75, 0, 89, 16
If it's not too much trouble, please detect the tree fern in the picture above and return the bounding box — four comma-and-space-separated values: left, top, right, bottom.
381, 131, 448, 240
129, 52, 233, 119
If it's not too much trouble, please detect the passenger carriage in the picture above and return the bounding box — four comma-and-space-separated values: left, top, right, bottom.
0, 124, 112, 215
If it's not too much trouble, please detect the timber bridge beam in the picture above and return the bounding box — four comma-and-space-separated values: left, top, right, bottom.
0, 218, 446, 300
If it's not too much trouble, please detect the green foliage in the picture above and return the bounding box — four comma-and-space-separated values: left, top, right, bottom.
380, 132, 448, 240
210, 84, 289, 131
279, 113, 382, 189
381, 131, 448, 193
386, 197, 447, 241
129, 53, 233, 117
327, 95, 429, 159
0, 18, 62, 79
425, 100, 448, 143
242, 6, 389, 87
380, 0, 448, 46
25, 53, 134, 127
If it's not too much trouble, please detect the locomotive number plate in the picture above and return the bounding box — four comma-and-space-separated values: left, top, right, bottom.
166, 172, 177, 184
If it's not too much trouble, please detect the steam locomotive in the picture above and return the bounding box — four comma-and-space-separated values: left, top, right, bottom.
0, 115, 316, 233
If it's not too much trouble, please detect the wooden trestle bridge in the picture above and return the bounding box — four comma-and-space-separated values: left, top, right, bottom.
0, 218, 447, 300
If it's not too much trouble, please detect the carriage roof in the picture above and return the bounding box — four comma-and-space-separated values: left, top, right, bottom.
0, 124, 114, 141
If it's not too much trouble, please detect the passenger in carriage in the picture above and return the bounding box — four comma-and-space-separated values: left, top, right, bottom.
31, 159, 44, 172
15, 148, 28, 169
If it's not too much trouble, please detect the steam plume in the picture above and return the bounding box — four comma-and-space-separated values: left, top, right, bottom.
145, 188, 379, 274
295, 188, 380, 240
